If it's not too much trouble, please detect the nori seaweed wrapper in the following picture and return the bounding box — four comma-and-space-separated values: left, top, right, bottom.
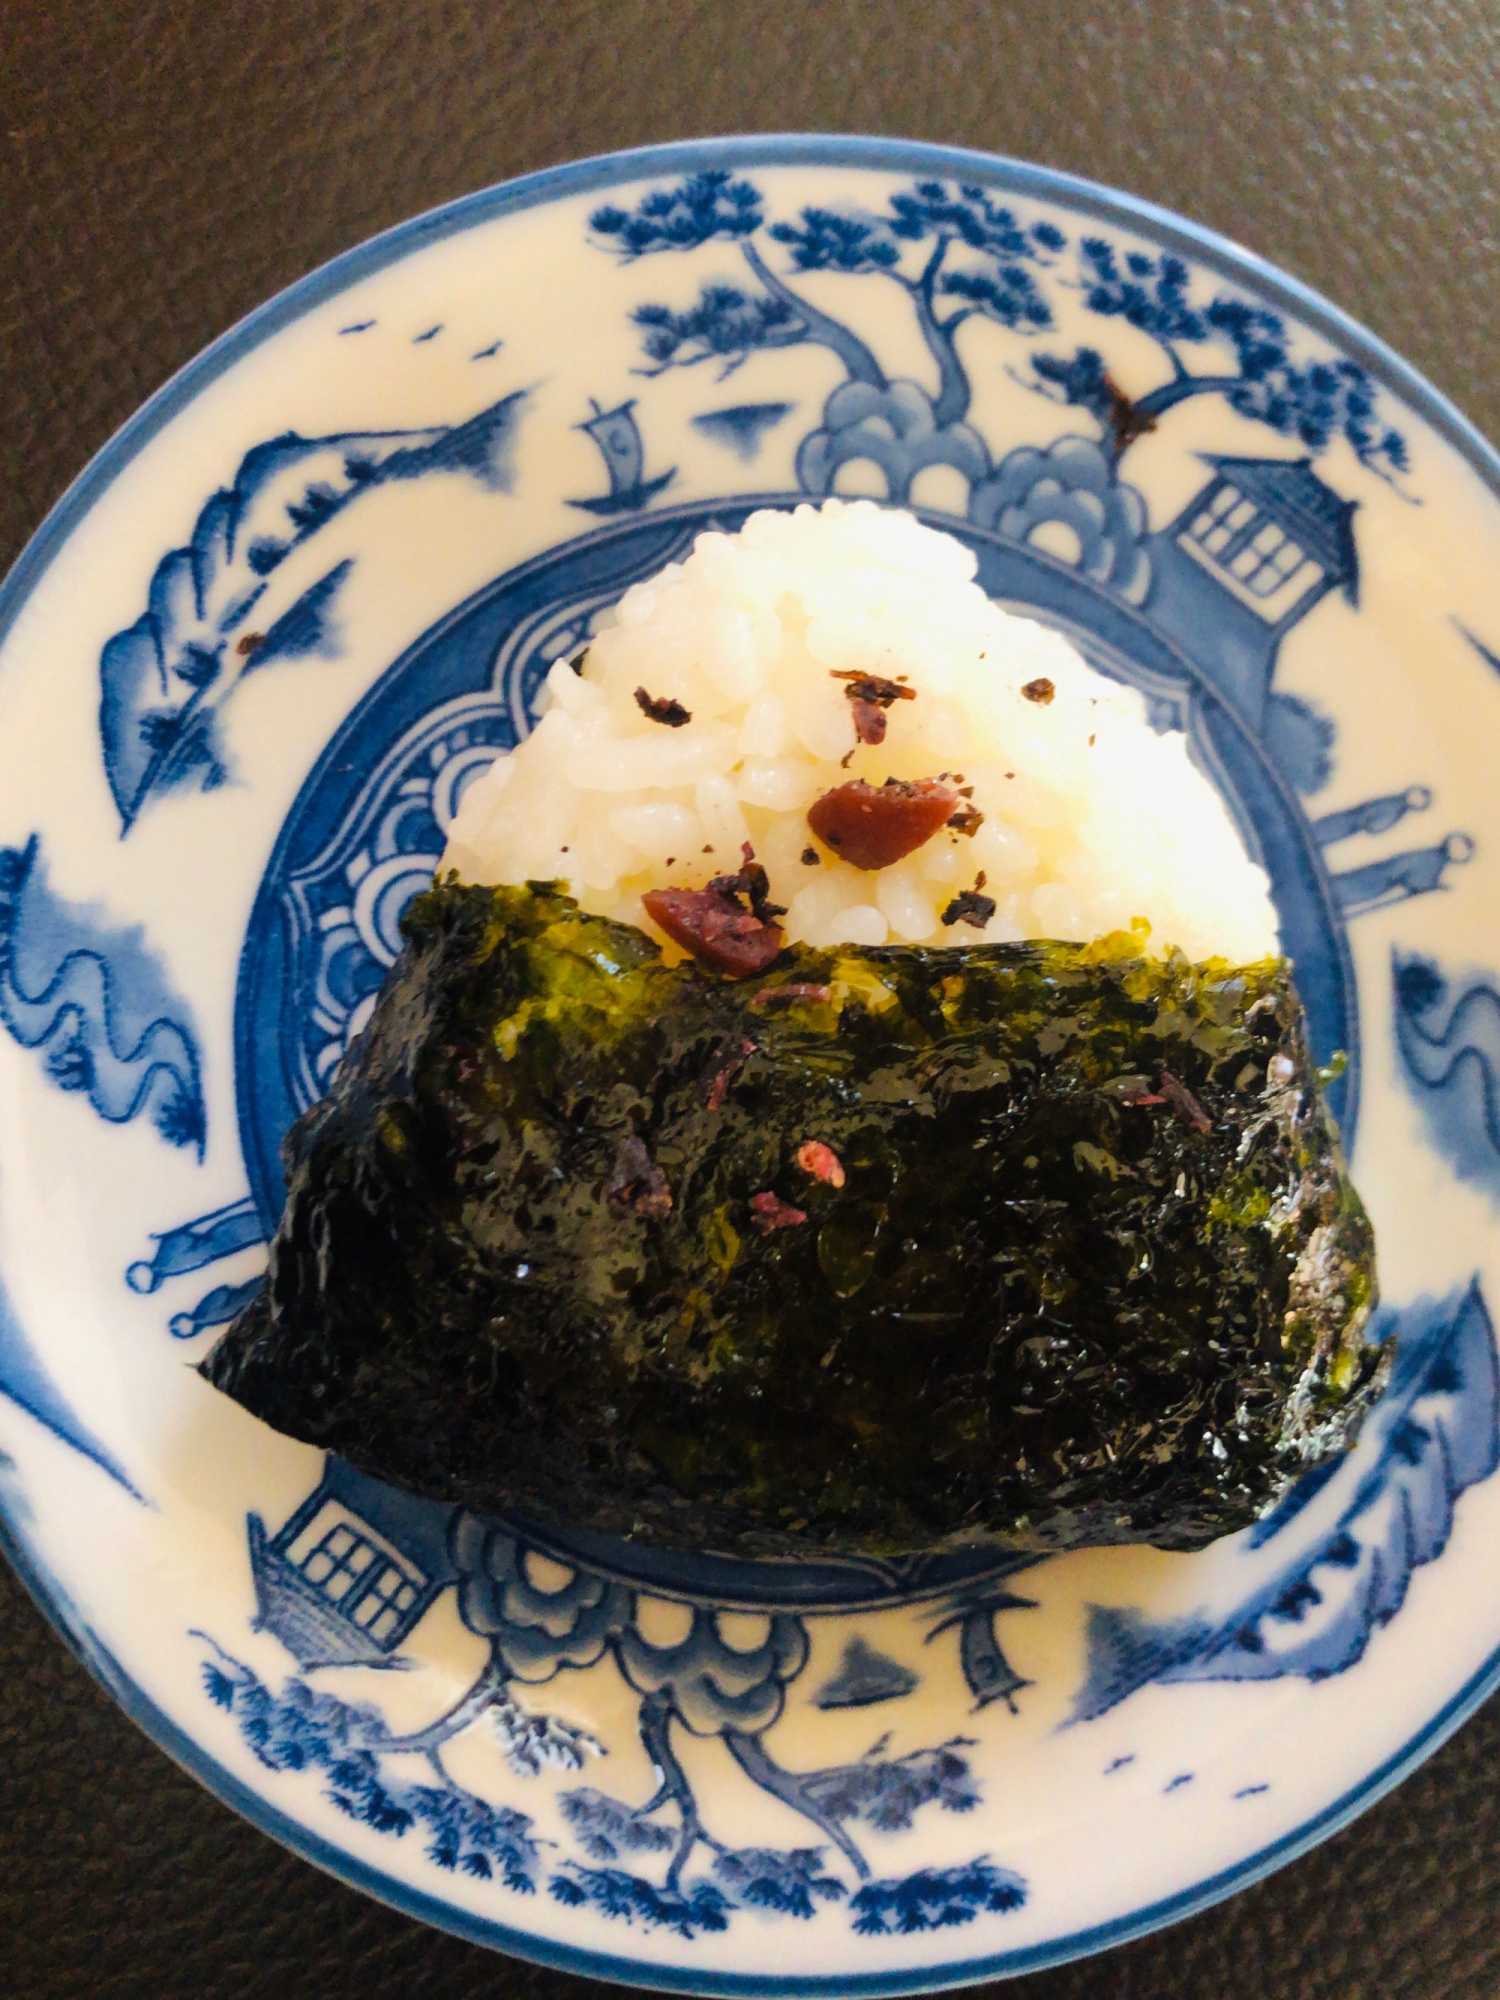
204, 880, 1383, 1557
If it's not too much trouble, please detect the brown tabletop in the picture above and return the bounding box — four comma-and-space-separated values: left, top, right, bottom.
5, 4, 1500, 1995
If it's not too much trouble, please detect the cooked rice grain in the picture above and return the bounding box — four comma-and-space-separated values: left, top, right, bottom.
443, 500, 1278, 962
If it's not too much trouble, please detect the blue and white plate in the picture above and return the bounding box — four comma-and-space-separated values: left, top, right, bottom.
3, 137, 1499, 1991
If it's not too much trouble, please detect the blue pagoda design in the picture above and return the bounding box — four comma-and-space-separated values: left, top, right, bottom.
248, 1456, 457, 1668
1144, 454, 1360, 738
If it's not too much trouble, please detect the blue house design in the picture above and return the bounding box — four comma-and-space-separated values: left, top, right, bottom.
1143, 454, 1360, 737
248, 1457, 457, 1668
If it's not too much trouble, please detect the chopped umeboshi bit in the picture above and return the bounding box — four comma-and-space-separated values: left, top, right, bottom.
796, 1140, 846, 1187
643, 887, 783, 979
806, 777, 959, 871
643, 843, 784, 979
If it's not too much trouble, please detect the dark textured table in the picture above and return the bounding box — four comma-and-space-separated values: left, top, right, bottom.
5, 5, 1500, 1995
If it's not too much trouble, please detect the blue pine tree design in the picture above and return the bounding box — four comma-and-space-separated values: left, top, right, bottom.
201, 1527, 1034, 1944
200, 1649, 543, 1892
850, 1859, 1027, 1934
553, 1718, 996, 1936
548, 1865, 733, 1939
592, 170, 1407, 489
801, 1738, 982, 1832
710, 1845, 847, 1919
1028, 238, 1409, 483
594, 171, 1059, 422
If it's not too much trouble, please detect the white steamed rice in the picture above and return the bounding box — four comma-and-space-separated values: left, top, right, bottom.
443, 500, 1278, 963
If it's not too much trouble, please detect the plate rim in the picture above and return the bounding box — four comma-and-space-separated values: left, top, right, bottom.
3, 129, 1499, 1989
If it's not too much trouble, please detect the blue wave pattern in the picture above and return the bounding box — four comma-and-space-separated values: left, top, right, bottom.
99, 391, 529, 830
1394, 954, 1500, 1199
0, 835, 205, 1152
1071, 1282, 1499, 1720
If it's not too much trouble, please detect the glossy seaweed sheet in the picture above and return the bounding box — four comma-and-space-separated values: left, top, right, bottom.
204, 881, 1383, 1558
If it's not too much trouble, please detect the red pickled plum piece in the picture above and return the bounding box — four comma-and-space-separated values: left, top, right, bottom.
806, 778, 959, 872
796, 1140, 846, 1188
749, 1190, 808, 1234
642, 887, 784, 980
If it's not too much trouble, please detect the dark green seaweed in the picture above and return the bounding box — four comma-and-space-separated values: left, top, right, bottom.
203, 880, 1383, 1557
